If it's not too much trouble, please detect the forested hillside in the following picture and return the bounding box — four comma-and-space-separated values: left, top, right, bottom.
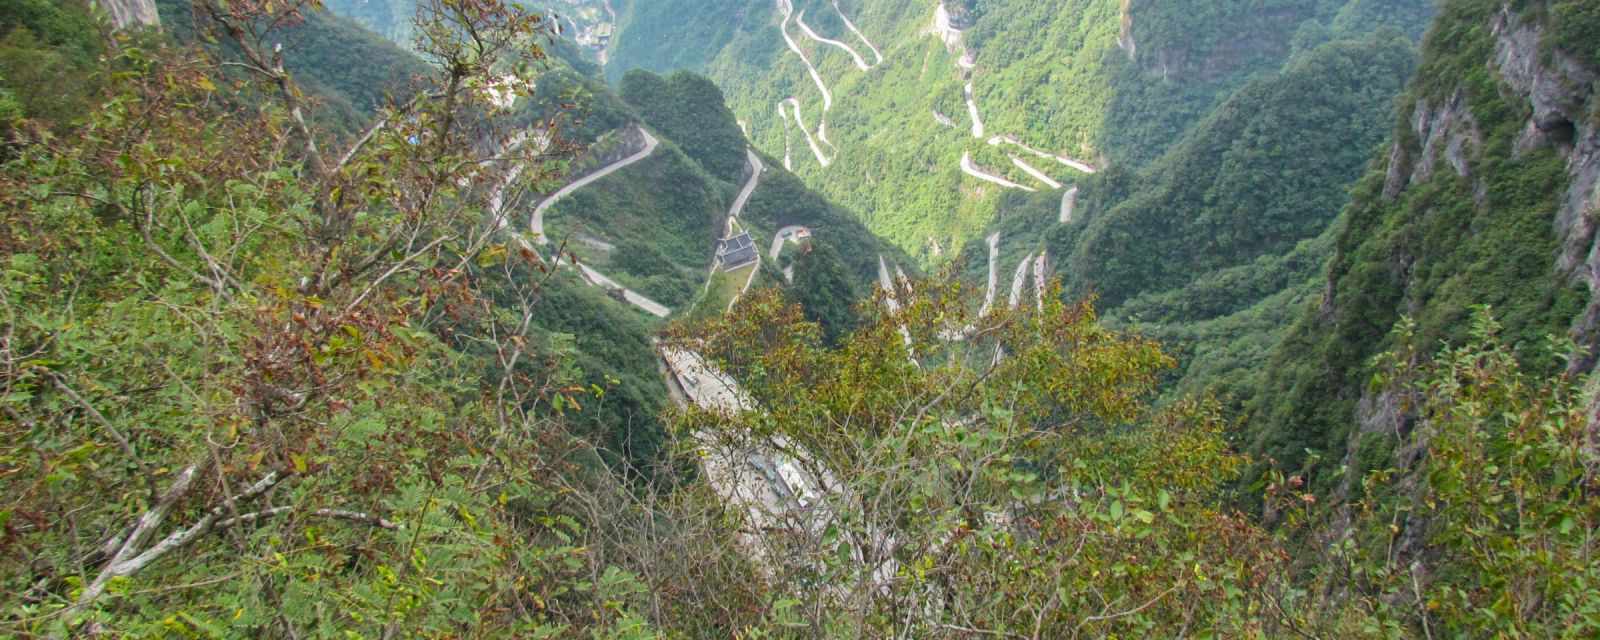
5, 0, 1600, 637
947, 26, 1421, 402
1248, 0, 1600, 493
607, 0, 1434, 261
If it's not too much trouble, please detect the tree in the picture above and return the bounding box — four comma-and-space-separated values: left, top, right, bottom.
662, 280, 1290, 636
0, 0, 665, 635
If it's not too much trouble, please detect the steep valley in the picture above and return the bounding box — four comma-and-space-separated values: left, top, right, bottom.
4, 0, 1600, 635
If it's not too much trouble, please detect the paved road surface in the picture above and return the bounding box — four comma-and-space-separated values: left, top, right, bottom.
962, 152, 1035, 192
964, 82, 984, 138
769, 225, 808, 261
783, 98, 833, 168
797, 10, 871, 71
778, 0, 833, 112
1012, 155, 1063, 189
834, 0, 883, 65
567, 256, 671, 318
979, 232, 1000, 317
516, 125, 670, 318
530, 126, 659, 245
1032, 252, 1049, 312
988, 134, 1098, 174
729, 148, 764, 220
1009, 252, 1032, 309
1059, 186, 1078, 223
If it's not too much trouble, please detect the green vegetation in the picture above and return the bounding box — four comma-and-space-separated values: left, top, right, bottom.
1, 1, 677, 633
6, 0, 1599, 636
783, 241, 863, 344
621, 70, 748, 183
610, 0, 1433, 260
945, 28, 1419, 407
606, 0, 762, 85
1548, 0, 1600, 69
1065, 32, 1419, 310
156, 0, 429, 134
1246, 0, 1593, 490
0, 0, 103, 131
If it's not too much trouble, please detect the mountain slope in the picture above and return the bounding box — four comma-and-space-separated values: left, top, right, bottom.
606, 0, 1434, 261
1247, 0, 1599, 491
942, 28, 1419, 404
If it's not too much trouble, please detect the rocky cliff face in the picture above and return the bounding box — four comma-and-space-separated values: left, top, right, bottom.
1246, 1, 1595, 502
98, 0, 160, 30
1487, 6, 1600, 369
1338, 1, 1598, 499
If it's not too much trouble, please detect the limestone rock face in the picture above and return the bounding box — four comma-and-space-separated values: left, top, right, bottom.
98, 0, 160, 30
1347, 2, 1600, 503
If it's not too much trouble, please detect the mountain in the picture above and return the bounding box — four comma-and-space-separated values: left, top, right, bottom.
942, 28, 1419, 404
606, 0, 1434, 261
1248, 0, 1600, 491
598, 0, 1440, 411
9, 0, 1600, 636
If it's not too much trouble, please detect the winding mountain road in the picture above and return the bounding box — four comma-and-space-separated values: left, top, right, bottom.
833, 0, 883, 65
777, 103, 794, 170
988, 134, 1098, 174
485, 129, 551, 229
513, 125, 670, 318
530, 127, 660, 245
769, 225, 807, 284
797, 10, 871, 71
964, 81, 985, 139
1008, 252, 1032, 310
572, 258, 671, 318
1011, 155, 1063, 189
962, 152, 1035, 192
730, 148, 765, 220
878, 255, 901, 314
1032, 252, 1049, 312
979, 232, 1000, 317
1059, 186, 1078, 223
769, 225, 807, 261
783, 98, 833, 168
778, 0, 834, 112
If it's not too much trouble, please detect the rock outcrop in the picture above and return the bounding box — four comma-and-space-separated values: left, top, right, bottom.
97, 0, 160, 30
1484, 6, 1599, 369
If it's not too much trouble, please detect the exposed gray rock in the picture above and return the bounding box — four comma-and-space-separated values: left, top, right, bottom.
1382, 141, 1410, 201
1409, 90, 1480, 186
96, 0, 160, 30
1490, 5, 1599, 290
1483, 5, 1600, 369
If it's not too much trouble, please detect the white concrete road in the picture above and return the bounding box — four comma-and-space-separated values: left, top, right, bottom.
961, 151, 1035, 192
516, 125, 671, 318
730, 148, 765, 220
1011, 155, 1063, 189
797, 10, 871, 71
1009, 252, 1032, 310
569, 257, 671, 318
965, 81, 985, 139
1059, 186, 1078, 224
979, 232, 1000, 317
833, 0, 883, 65
530, 126, 659, 245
